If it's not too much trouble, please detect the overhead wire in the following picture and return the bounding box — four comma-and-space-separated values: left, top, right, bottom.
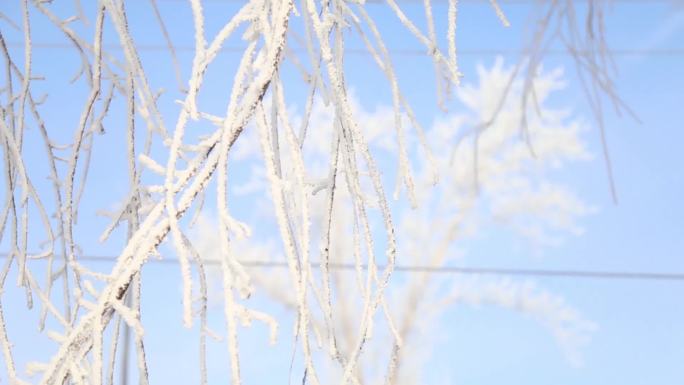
1, 253, 682, 282
5, 41, 684, 57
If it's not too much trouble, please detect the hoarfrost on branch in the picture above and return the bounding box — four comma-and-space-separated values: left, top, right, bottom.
0, 0, 621, 384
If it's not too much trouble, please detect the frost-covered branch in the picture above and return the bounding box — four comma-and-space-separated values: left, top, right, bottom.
0, 1, 618, 384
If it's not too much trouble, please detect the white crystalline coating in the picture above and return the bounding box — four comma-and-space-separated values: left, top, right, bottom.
0, 0, 620, 384
138, 154, 166, 176
489, 0, 511, 28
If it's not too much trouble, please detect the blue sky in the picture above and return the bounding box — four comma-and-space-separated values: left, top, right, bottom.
1, 0, 683, 384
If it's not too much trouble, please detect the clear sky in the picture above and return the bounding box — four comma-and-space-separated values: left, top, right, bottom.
1, 0, 683, 384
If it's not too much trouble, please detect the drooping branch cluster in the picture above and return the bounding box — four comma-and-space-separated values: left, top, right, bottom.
0, 0, 618, 384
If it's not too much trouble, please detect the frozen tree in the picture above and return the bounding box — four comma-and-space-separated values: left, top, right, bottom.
0, 0, 625, 384
193, 58, 597, 384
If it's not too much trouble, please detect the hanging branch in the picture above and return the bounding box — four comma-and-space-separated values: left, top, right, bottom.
0, 1, 625, 383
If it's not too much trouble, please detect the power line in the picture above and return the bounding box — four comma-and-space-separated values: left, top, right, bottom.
7, 41, 684, 57
3, 253, 684, 282
232, 260, 684, 282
